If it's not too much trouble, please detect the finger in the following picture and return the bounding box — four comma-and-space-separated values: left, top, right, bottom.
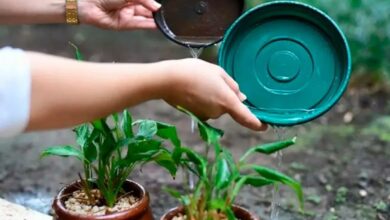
227, 98, 268, 131
221, 73, 248, 102
221, 72, 240, 95
123, 17, 157, 29
137, 0, 161, 12
134, 5, 153, 17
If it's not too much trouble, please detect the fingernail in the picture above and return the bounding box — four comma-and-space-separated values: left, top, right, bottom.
154, 1, 162, 9
239, 93, 247, 102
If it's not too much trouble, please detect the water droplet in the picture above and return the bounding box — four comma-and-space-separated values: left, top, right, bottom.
188, 46, 204, 59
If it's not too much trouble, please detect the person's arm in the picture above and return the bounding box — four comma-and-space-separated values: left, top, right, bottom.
0, 0, 161, 29
0, 0, 65, 24
27, 52, 267, 131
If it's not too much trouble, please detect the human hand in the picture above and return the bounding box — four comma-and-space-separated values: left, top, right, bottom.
78, 0, 161, 30
159, 59, 268, 131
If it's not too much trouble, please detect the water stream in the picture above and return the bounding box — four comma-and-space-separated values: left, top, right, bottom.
187, 46, 204, 190
188, 46, 204, 59
270, 126, 288, 220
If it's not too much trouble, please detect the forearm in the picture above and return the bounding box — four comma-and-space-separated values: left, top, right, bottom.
27, 52, 170, 131
0, 0, 65, 24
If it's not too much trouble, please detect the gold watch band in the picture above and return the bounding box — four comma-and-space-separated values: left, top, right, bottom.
66, 0, 79, 24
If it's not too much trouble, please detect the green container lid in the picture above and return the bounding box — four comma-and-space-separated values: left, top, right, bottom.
218, 1, 351, 126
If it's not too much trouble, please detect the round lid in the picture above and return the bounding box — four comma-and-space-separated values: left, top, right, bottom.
154, 0, 244, 48
219, 1, 351, 126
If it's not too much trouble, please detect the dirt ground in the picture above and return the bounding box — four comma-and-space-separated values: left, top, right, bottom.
0, 25, 389, 220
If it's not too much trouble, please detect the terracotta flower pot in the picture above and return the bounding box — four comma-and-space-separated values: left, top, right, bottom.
53, 180, 153, 220
160, 205, 259, 220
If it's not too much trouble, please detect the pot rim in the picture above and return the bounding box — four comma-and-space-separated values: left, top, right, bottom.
53, 179, 150, 220
160, 205, 259, 220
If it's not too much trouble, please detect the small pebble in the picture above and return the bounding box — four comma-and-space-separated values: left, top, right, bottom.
343, 112, 354, 123
359, 190, 367, 197
92, 206, 99, 213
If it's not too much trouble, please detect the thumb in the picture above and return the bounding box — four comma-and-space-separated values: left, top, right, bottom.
227, 98, 267, 131
137, 0, 161, 11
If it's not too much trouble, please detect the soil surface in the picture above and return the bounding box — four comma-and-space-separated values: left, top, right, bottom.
0, 25, 389, 220
64, 189, 138, 216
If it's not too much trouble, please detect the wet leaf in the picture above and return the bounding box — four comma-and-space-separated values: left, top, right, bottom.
243, 176, 274, 187
215, 157, 231, 190
252, 165, 304, 210
240, 137, 296, 162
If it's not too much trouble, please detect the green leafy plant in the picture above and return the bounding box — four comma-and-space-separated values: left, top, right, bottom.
166, 107, 304, 220
41, 111, 182, 207
41, 44, 182, 207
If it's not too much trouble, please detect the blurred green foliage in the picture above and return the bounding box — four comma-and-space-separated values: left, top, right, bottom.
245, 0, 390, 79
363, 116, 390, 141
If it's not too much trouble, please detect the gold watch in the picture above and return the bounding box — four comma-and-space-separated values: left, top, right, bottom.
66, 0, 79, 24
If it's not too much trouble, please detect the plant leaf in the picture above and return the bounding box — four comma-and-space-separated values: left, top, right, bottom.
125, 140, 162, 164
240, 137, 296, 163
243, 175, 274, 187
223, 149, 239, 180
69, 42, 83, 61
253, 137, 296, 155
252, 165, 304, 210
41, 146, 83, 161
156, 122, 181, 147
231, 176, 248, 203
83, 130, 99, 163
182, 147, 207, 178
92, 119, 116, 162
153, 150, 178, 177
208, 199, 226, 210
155, 121, 182, 163
74, 125, 99, 163
164, 187, 181, 199
176, 106, 224, 143
215, 157, 231, 190
225, 207, 236, 220
198, 122, 224, 145
91, 119, 104, 132
116, 137, 137, 149
136, 120, 158, 138
122, 110, 134, 138
75, 124, 89, 148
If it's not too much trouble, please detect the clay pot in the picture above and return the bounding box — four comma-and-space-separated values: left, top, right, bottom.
160, 205, 259, 220
53, 180, 153, 220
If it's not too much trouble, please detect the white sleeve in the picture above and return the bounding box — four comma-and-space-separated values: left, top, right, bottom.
0, 47, 31, 138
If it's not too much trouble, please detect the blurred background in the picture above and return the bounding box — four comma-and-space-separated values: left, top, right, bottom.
0, 0, 389, 219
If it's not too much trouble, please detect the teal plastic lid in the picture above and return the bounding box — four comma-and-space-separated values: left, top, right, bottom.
218, 1, 351, 126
